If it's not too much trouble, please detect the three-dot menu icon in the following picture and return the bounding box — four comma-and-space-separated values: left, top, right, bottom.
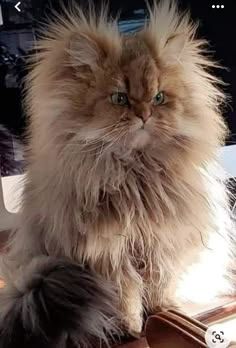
212, 4, 225, 8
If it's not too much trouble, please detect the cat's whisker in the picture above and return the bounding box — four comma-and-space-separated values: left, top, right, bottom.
72, 130, 123, 158
79, 126, 123, 150
87, 131, 126, 180
79, 127, 125, 154
61, 121, 128, 155
63, 124, 121, 148
94, 140, 106, 167
123, 131, 130, 149
82, 125, 121, 145
103, 131, 126, 153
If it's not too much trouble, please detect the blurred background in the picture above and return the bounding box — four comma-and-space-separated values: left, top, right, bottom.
0, 0, 235, 177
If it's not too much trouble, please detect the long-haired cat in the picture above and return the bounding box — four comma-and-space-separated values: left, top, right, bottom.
0, 1, 235, 347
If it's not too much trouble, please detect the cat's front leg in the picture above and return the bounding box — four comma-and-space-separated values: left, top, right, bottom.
119, 265, 144, 337
144, 274, 180, 315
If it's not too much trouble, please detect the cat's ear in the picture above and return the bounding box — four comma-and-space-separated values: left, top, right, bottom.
68, 33, 106, 71
143, 0, 194, 65
162, 33, 186, 63
68, 31, 121, 72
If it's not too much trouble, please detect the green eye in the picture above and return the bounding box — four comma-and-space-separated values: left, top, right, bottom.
154, 91, 165, 105
111, 92, 129, 106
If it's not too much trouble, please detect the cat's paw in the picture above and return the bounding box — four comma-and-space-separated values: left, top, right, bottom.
122, 315, 143, 338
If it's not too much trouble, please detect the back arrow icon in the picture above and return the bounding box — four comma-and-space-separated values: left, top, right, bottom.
15, 1, 21, 12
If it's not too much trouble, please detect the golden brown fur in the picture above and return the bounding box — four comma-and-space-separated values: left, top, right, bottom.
1, 0, 235, 336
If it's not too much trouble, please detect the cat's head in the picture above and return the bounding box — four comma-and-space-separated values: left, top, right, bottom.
28, 1, 227, 164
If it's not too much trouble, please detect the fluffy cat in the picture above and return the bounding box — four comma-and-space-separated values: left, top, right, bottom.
0, 1, 235, 347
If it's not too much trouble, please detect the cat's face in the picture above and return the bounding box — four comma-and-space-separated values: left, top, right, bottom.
65, 26, 225, 161
30, 1, 226, 163
78, 54, 181, 151
69, 37, 191, 154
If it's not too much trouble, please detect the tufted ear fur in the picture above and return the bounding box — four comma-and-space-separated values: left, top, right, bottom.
142, 0, 196, 65
68, 32, 112, 71
33, 5, 121, 74
162, 33, 187, 62
65, 8, 121, 72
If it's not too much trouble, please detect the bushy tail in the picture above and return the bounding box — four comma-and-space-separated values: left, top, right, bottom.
0, 256, 121, 348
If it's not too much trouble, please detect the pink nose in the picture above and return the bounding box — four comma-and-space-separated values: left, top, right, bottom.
136, 110, 152, 123
133, 103, 152, 123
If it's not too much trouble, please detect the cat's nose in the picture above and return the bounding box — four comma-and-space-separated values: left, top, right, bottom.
134, 104, 152, 123
135, 110, 152, 123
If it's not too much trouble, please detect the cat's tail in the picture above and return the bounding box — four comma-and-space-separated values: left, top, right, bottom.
0, 256, 121, 348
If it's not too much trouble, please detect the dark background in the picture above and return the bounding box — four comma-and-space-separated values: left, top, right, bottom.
0, 0, 236, 143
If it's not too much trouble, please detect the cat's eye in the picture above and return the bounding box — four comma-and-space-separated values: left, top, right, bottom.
111, 92, 129, 106
153, 91, 165, 105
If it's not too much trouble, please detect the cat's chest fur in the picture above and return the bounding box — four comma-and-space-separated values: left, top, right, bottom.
77, 153, 206, 270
